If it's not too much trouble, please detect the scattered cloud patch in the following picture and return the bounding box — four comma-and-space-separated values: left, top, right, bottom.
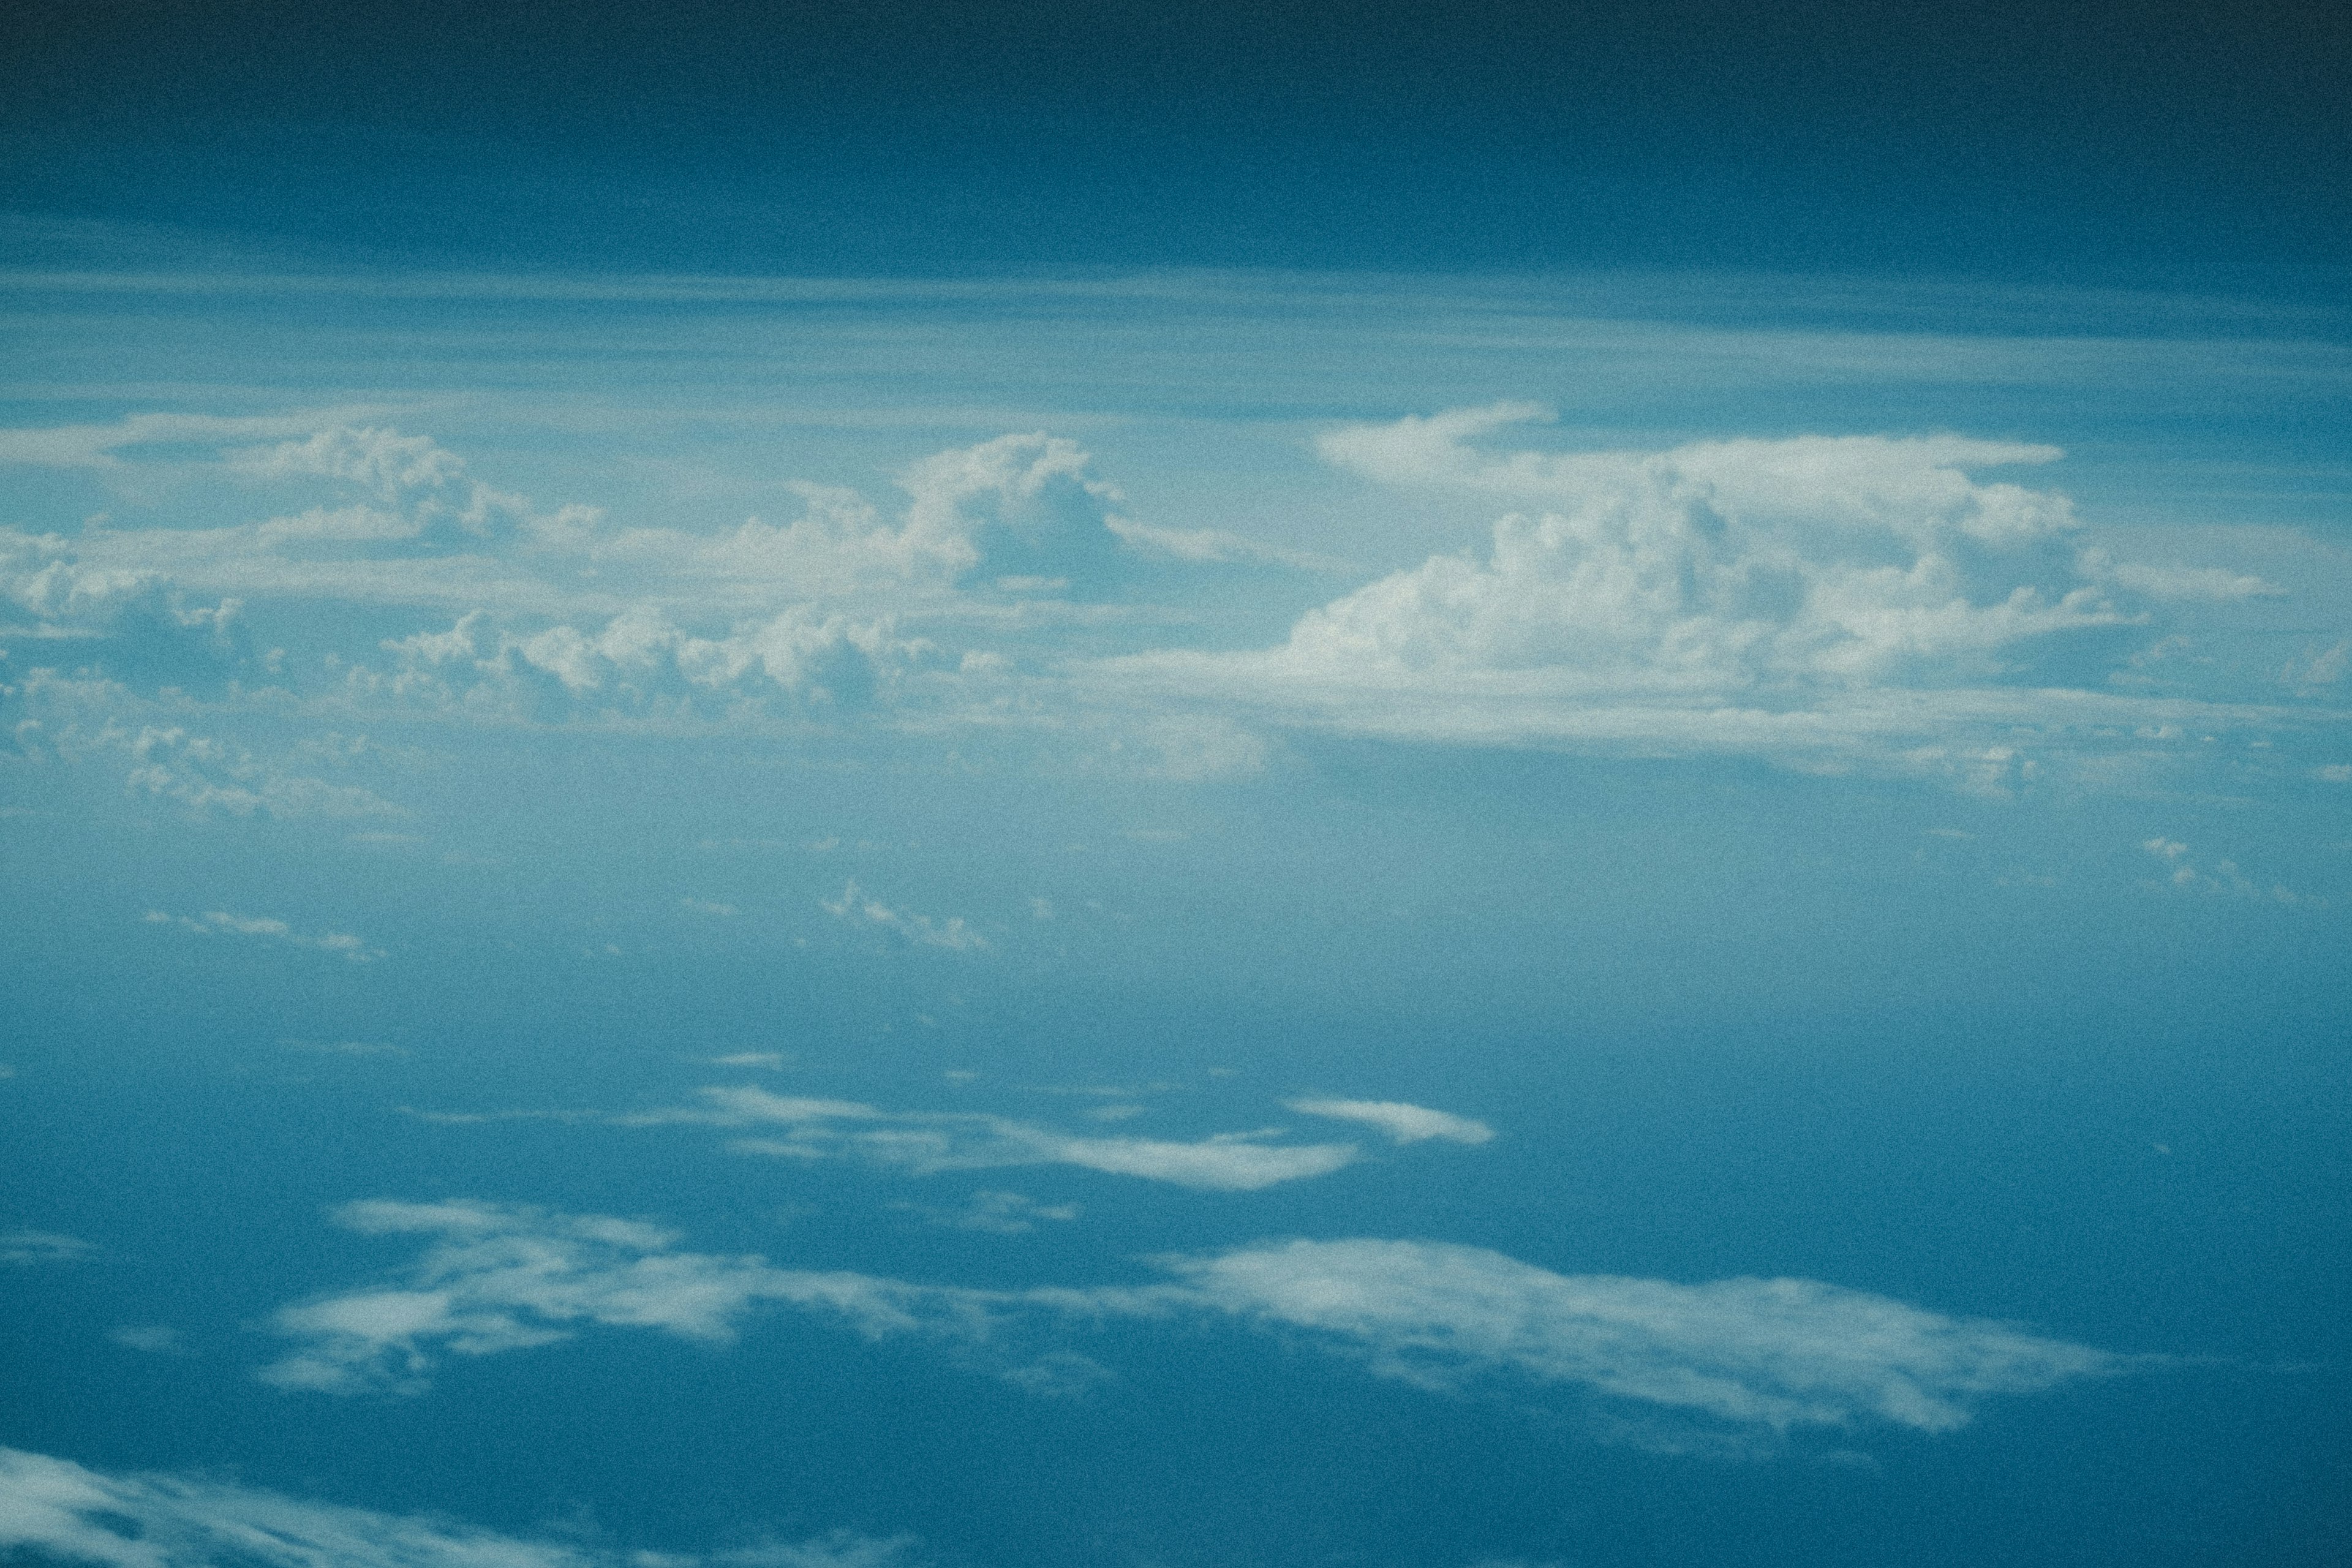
109, 1325, 187, 1355
143, 909, 385, 962
2139, 839, 2310, 903
0, 1446, 924, 1568
1286, 1099, 1494, 1145
821, 882, 986, 950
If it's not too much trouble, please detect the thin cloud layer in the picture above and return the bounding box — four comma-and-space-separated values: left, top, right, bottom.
0, 1446, 922, 1568
635, 1085, 1363, 1192
1286, 1098, 1494, 1144
262, 1202, 2117, 1446
143, 909, 383, 962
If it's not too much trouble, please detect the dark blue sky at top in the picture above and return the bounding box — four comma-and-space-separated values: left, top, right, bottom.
4, 0, 2347, 280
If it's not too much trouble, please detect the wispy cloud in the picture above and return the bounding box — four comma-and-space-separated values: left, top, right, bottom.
1167, 1239, 2117, 1442
1, 1231, 95, 1265
0, 1445, 925, 1568
1285, 1099, 1494, 1145
143, 909, 385, 962
820, 882, 985, 950
630, 1085, 1360, 1192
258, 1203, 2119, 1449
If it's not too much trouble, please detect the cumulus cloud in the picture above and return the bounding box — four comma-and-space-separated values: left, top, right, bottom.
366, 607, 926, 723
143, 909, 385, 962
1284, 1099, 1494, 1145
257, 1202, 2116, 1448
1101, 407, 2324, 768
820, 882, 985, 950
1302, 409, 2121, 690
0, 1446, 924, 1568
0, 536, 256, 694
637, 1085, 1360, 1192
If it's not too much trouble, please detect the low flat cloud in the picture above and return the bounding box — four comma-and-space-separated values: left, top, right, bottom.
260, 1202, 2117, 1449
632, 1085, 1362, 1192
1, 1231, 95, 1265
0, 1445, 924, 1568
142, 909, 384, 962
1286, 1099, 1494, 1145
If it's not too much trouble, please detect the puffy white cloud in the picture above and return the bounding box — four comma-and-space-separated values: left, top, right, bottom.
143, 908, 385, 962
647, 1084, 1360, 1193
0, 536, 256, 694
0, 1446, 922, 1568
257, 1202, 2115, 1448
1096, 407, 2337, 769
229, 426, 467, 501
1163, 1238, 2117, 1439
1302, 407, 2116, 690
364, 607, 931, 723
1284, 1099, 1494, 1145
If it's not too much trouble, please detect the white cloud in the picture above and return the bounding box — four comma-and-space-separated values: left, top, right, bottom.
365, 607, 930, 723
255, 1202, 2116, 1449
1163, 1238, 2117, 1439
647, 1084, 1360, 1193
2138, 839, 2310, 904
0, 1446, 921, 1568
143, 909, 385, 962
2086, 556, 2281, 602
1298, 410, 2117, 690
1285, 1099, 1494, 1145
0, 537, 255, 693
228, 426, 467, 501
1098, 409, 2339, 769
1, 1231, 95, 1264
900, 1190, 1080, 1234
820, 881, 985, 950
113, 725, 409, 822
257, 1199, 1026, 1395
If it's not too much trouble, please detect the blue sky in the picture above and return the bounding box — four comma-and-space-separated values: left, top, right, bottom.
4, 5, 2350, 1566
